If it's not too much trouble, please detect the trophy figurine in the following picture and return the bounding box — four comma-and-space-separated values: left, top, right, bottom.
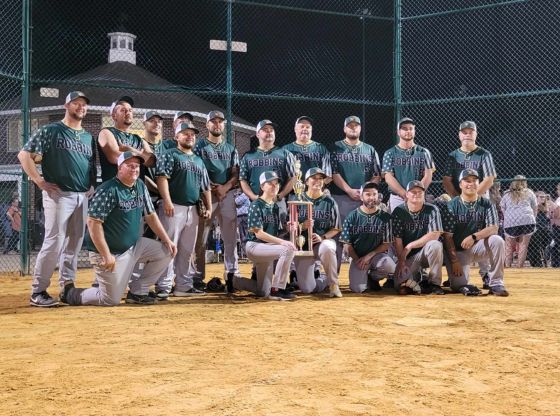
287, 160, 314, 256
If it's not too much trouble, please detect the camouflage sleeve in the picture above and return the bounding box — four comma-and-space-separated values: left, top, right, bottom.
247, 202, 263, 231
22, 126, 48, 156
88, 185, 117, 222
440, 202, 456, 233
339, 213, 353, 244
155, 151, 172, 178
381, 148, 394, 175
391, 210, 403, 238
239, 155, 249, 181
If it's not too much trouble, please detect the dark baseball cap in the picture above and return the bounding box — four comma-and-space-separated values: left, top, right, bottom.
398, 117, 415, 129
344, 116, 361, 127
109, 96, 134, 114
360, 182, 379, 194
206, 110, 225, 122
259, 170, 279, 185
174, 111, 193, 122
117, 151, 143, 167
175, 122, 199, 135
65, 91, 90, 104
305, 167, 327, 181
295, 116, 313, 125
460, 121, 477, 131
143, 110, 163, 122
458, 168, 479, 182
406, 180, 425, 192
256, 119, 277, 133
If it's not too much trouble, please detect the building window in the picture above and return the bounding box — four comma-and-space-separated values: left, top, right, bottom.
112, 40, 117, 49
128, 41, 133, 50
7, 118, 47, 152
119, 39, 125, 48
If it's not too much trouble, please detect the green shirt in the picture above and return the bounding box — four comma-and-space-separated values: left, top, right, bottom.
161, 138, 177, 151
84, 177, 154, 254
381, 145, 435, 193
155, 148, 210, 206
340, 207, 392, 258
98, 127, 144, 182
391, 203, 442, 258
330, 140, 381, 195
144, 139, 166, 198
239, 147, 295, 195
282, 141, 332, 178
194, 137, 239, 185
23, 121, 95, 192
443, 147, 497, 194
444, 196, 499, 251
247, 198, 280, 243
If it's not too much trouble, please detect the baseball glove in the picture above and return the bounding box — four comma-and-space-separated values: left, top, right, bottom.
196, 194, 207, 217
459, 284, 482, 296
206, 277, 225, 292
399, 278, 421, 295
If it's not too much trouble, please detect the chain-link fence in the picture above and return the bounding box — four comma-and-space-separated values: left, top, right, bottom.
2, 0, 559, 273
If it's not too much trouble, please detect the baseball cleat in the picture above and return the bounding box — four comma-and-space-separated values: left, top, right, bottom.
329, 284, 343, 298
488, 286, 509, 297
30, 291, 59, 307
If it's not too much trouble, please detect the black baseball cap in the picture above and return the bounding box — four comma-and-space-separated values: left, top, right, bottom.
207, 110, 225, 122
360, 182, 379, 193
174, 111, 194, 122
143, 110, 163, 122
65, 91, 90, 104
256, 119, 277, 133
109, 96, 134, 114
398, 117, 415, 129
406, 180, 425, 191
459, 121, 477, 131
458, 168, 479, 182
175, 122, 200, 135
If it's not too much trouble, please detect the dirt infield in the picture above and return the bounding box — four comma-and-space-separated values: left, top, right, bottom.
1, 265, 559, 416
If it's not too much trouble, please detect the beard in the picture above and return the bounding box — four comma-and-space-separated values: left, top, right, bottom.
210, 129, 222, 137
363, 200, 379, 210
346, 132, 360, 140
179, 142, 193, 150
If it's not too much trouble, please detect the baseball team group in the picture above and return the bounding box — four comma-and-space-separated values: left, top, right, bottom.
20, 90, 519, 307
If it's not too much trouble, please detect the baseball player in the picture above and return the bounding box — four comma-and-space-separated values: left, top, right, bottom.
59, 152, 177, 306
18, 91, 96, 307
155, 122, 212, 297
391, 180, 445, 295
340, 182, 395, 293
330, 116, 381, 270
381, 118, 435, 212
233, 171, 297, 300
192, 110, 240, 293
97, 96, 154, 182
282, 116, 332, 183
161, 111, 194, 151
289, 168, 342, 297
441, 169, 509, 296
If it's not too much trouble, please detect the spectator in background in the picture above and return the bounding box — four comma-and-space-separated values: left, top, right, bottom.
528, 192, 558, 267
4, 197, 21, 254
550, 183, 560, 267
489, 182, 504, 238
500, 175, 537, 268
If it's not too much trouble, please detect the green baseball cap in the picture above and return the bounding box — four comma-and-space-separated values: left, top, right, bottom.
175, 122, 199, 135
259, 171, 279, 185
143, 110, 163, 122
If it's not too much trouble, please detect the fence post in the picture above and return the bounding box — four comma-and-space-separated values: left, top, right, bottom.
226, 0, 233, 144
393, 0, 402, 140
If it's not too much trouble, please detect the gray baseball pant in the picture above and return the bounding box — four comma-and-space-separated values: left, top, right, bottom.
445, 235, 506, 291
295, 239, 338, 294
332, 194, 361, 272
79, 238, 172, 306
395, 240, 444, 286
349, 252, 396, 293
194, 189, 239, 279
31, 190, 88, 293
234, 241, 295, 297
155, 204, 199, 293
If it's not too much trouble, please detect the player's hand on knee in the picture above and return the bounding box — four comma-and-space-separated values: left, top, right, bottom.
163, 240, 177, 258
311, 233, 322, 244
281, 240, 297, 250
163, 200, 174, 217
100, 255, 116, 272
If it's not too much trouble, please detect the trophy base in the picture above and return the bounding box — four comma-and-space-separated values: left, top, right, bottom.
294, 250, 314, 257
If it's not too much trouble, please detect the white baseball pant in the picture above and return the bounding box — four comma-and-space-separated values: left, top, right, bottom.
395, 240, 444, 286
349, 252, 396, 293
332, 194, 361, 272
295, 239, 338, 294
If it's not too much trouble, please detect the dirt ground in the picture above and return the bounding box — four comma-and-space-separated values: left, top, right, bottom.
0, 265, 559, 416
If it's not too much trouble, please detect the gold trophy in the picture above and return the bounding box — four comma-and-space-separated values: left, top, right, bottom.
288, 160, 314, 256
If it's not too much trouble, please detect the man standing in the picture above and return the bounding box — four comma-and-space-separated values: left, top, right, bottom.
282, 116, 331, 181
442, 169, 509, 296
192, 110, 240, 292
392, 181, 445, 295
443, 121, 496, 197
156, 123, 212, 297
18, 91, 96, 307
161, 111, 195, 151
97, 96, 154, 182
340, 182, 395, 293
60, 152, 177, 306
141, 110, 165, 207
382, 118, 435, 212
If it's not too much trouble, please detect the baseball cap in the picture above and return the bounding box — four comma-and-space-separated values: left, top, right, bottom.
513, 174, 527, 181
256, 119, 277, 133
109, 95, 134, 114
458, 168, 479, 182
117, 151, 143, 167
175, 122, 200, 135
65, 91, 90, 104
305, 167, 327, 181
406, 180, 425, 192
344, 116, 361, 127
259, 171, 279, 185
398, 117, 415, 129
206, 110, 225, 122
173, 111, 193, 122
360, 182, 379, 194
459, 121, 477, 131
143, 110, 163, 122
295, 116, 313, 125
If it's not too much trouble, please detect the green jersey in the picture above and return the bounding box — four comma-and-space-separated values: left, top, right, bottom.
239, 147, 295, 195
289, 193, 340, 249
98, 127, 144, 182
23, 121, 95, 192
84, 177, 154, 254
155, 148, 210, 206
144, 139, 167, 198
330, 140, 381, 195
391, 203, 443, 258
282, 141, 332, 178
443, 147, 496, 194
194, 137, 239, 185
381, 145, 435, 193
340, 207, 392, 258
444, 196, 499, 251
161, 138, 177, 151
247, 198, 280, 243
